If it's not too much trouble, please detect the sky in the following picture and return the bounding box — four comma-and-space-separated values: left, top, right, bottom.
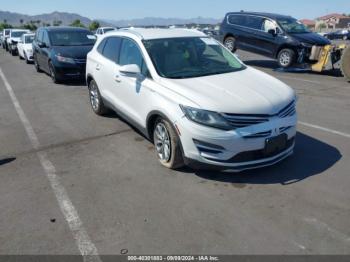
1, 0, 349, 20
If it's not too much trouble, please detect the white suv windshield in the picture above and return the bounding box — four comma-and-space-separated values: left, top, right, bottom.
143, 37, 245, 79
12, 31, 27, 37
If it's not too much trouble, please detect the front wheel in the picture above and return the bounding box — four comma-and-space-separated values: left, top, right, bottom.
277, 49, 296, 68
153, 118, 184, 169
34, 55, 42, 72
49, 61, 60, 83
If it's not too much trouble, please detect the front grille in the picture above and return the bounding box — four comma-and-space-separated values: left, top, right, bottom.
278, 101, 296, 118
74, 58, 86, 64
221, 100, 296, 131
221, 114, 269, 129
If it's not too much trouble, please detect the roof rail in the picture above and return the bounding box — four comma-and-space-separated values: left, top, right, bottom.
118, 28, 144, 39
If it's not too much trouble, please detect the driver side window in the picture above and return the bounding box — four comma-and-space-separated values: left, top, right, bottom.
119, 38, 149, 77
262, 19, 277, 33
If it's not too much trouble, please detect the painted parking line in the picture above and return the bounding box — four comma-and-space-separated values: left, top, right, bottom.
0, 67, 101, 262
299, 121, 350, 139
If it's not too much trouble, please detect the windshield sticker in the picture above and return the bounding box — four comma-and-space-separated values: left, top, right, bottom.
200, 38, 219, 45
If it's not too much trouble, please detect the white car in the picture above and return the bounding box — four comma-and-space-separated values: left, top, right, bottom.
95, 27, 117, 38
7, 29, 31, 55
86, 29, 297, 171
17, 33, 35, 63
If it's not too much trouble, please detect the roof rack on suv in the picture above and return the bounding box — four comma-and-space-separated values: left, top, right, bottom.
118, 28, 144, 39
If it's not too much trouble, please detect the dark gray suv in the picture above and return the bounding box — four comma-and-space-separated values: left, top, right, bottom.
220, 12, 331, 68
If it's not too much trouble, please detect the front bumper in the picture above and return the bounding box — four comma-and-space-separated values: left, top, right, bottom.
53, 62, 86, 80
177, 114, 297, 172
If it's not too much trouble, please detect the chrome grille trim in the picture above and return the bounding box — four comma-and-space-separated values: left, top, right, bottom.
221, 100, 296, 130
243, 131, 272, 139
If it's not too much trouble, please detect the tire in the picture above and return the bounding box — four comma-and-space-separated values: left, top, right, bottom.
341, 46, 350, 81
224, 36, 237, 53
277, 48, 296, 68
24, 52, 30, 64
34, 55, 42, 72
88, 79, 109, 116
153, 117, 184, 170
48, 61, 60, 83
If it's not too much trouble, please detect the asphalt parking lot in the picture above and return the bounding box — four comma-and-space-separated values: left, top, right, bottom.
0, 44, 349, 257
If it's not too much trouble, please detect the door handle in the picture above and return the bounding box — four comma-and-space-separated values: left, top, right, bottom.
95, 64, 101, 71
114, 75, 121, 82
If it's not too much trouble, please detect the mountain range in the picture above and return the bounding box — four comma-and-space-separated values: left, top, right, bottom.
0, 10, 220, 27
0, 10, 92, 26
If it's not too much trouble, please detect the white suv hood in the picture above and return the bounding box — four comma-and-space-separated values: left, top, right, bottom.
159, 67, 295, 115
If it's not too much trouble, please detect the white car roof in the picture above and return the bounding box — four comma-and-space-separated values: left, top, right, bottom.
11, 29, 30, 32
110, 28, 206, 40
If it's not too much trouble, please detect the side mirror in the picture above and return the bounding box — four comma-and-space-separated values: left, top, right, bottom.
268, 29, 277, 36
119, 64, 141, 75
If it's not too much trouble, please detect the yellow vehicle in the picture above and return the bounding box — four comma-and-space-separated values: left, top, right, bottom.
310, 44, 350, 81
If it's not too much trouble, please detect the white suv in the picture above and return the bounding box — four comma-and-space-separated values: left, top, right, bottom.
7, 29, 31, 55
86, 28, 297, 171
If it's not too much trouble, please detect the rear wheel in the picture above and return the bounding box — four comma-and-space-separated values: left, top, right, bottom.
224, 36, 237, 52
153, 118, 184, 170
88, 79, 109, 115
277, 48, 296, 68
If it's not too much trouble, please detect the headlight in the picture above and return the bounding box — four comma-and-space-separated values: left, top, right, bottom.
55, 55, 75, 64
180, 105, 232, 130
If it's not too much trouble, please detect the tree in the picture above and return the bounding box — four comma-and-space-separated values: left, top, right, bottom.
70, 19, 85, 28
20, 19, 24, 25
89, 21, 100, 31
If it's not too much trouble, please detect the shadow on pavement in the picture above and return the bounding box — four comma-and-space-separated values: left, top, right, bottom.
192, 132, 342, 185
0, 157, 16, 166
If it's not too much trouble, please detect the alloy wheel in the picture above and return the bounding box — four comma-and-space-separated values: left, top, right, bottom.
89, 81, 100, 111
154, 123, 171, 162
279, 51, 291, 67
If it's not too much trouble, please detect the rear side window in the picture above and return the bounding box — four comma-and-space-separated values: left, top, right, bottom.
102, 37, 122, 63
228, 15, 246, 26
97, 38, 107, 54
246, 16, 264, 30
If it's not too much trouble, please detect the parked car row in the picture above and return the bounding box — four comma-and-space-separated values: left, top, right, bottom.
2, 20, 298, 172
